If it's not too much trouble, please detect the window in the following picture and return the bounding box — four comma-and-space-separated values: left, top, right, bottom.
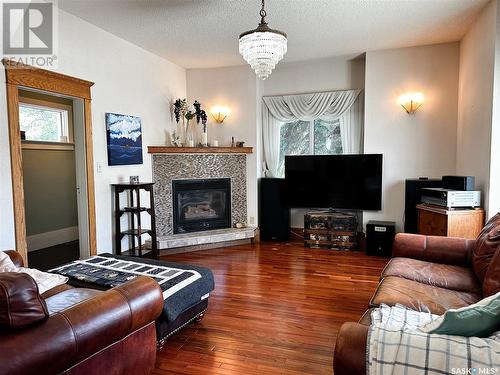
278, 118, 342, 176
19, 103, 70, 143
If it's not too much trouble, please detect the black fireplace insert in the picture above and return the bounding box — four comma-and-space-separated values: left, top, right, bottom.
172, 178, 231, 234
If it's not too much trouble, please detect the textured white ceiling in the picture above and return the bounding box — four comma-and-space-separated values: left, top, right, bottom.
58, 0, 489, 69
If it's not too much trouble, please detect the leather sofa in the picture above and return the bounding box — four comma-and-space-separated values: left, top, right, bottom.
0, 250, 164, 375
334, 213, 500, 375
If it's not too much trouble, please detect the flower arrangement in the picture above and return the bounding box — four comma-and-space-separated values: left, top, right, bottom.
173, 98, 208, 146
193, 100, 208, 133
173, 99, 207, 128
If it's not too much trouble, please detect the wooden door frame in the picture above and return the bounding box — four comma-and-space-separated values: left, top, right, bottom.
2, 59, 96, 265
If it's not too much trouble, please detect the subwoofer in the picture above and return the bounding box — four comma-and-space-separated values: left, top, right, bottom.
366, 221, 396, 257
404, 178, 442, 233
259, 178, 290, 241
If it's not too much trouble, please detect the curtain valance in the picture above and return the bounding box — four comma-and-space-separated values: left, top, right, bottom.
263, 90, 361, 122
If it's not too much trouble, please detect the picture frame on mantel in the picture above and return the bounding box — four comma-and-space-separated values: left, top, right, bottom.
106, 112, 143, 166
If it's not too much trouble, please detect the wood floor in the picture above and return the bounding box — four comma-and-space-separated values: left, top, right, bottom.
28, 240, 80, 271
154, 241, 388, 375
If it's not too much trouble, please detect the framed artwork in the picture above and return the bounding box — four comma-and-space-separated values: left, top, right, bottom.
105, 112, 143, 166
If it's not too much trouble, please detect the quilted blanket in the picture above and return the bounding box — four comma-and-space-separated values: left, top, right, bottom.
368, 304, 500, 375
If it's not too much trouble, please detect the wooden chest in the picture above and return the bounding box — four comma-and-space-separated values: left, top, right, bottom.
416, 204, 484, 239
304, 211, 358, 249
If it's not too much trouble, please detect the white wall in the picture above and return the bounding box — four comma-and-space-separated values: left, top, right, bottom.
186, 65, 259, 226
491, 0, 500, 217
456, 0, 496, 218
0, 71, 14, 249
0, 9, 186, 253
364, 43, 460, 231
263, 55, 365, 97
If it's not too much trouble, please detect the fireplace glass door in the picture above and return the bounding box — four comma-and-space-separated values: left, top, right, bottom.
172, 178, 231, 233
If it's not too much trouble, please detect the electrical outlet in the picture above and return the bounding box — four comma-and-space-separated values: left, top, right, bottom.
249, 216, 255, 225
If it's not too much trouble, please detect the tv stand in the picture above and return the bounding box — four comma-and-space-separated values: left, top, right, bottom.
304, 211, 358, 250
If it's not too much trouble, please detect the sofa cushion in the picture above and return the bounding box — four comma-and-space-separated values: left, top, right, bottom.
472, 213, 500, 282
370, 276, 481, 315
483, 246, 500, 297
0, 272, 49, 330
41, 283, 74, 299
358, 309, 373, 325
45, 288, 102, 315
381, 257, 481, 293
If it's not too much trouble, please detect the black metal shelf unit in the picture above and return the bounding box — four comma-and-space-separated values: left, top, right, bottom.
112, 182, 158, 259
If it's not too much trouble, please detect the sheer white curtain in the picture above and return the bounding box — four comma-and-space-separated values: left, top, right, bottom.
262, 90, 362, 177
339, 94, 364, 154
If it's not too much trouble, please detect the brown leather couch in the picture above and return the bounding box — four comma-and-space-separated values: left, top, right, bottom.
334, 213, 500, 375
0, 251, 164, 375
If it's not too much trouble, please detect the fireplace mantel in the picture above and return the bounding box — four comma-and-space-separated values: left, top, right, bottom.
148, 146, 253, 154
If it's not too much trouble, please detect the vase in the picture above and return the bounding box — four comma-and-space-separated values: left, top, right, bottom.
175, 118, 186, 146
201, 125, 208, 146
186, 119, 196, 147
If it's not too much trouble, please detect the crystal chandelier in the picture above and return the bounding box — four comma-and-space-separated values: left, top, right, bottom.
239, 0, 287, 80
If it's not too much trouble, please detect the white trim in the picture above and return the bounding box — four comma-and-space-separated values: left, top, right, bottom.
21, 141, 75, 151
27, 226, 79, 252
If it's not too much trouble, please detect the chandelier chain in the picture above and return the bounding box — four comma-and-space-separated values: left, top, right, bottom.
260, 0, 267, 22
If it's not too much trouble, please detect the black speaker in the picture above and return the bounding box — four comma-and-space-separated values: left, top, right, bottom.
404, 178, 442, 233
366, 221, 396, 257
259, 178, 290, 241
442, 175, 475, 191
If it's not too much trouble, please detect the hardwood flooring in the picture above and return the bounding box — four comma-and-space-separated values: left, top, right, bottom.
154, 241, 388, 375
28, 240, 79, 271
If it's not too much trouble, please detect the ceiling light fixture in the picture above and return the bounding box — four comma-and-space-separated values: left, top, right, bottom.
238, 0, 287, 80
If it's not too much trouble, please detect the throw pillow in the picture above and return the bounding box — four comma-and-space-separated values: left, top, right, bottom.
419, 291, 500, 337
0, 272, 49, 330
0, 252, 67, 294
0, 251, 16, 272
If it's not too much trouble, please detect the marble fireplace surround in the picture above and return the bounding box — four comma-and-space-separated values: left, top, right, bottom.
150, 150, 251, 238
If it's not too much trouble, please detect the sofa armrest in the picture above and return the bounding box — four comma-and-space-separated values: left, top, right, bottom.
392, 233, 475, 266
4, 250, 24, 267
334, 322, 369, 375
0, 276, 163, 375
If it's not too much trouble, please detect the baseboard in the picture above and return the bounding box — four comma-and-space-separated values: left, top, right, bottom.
27, 226, 79, 252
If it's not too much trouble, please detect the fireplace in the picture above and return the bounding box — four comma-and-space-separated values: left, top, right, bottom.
172, 178, 231, 234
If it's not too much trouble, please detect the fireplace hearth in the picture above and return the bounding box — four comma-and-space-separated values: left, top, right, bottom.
172, 178, 231, 234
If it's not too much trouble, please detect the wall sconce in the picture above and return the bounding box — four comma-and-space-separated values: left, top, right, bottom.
398, 92, 424, 114
211, 106, 230, 123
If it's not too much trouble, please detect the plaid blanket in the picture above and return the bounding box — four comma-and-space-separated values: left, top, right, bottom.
368, 304, 500, 375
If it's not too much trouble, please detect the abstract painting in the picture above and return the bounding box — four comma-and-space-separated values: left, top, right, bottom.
106, 112, 143, 166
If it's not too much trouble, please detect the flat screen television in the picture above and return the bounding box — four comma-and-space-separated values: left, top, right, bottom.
284, 154, 383, 210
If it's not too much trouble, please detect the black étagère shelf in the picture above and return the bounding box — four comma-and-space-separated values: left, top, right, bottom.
112, 182, 158, 259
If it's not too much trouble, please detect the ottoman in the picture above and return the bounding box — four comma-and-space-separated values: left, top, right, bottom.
50, 254, 215, 346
